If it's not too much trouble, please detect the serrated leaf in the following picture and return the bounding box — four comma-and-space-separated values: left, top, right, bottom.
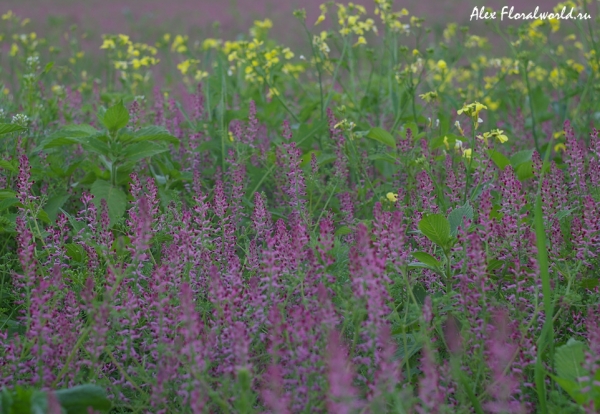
103, 101, 129, 132
0, 159, 17, 173
510, 149, 534, 168
90, 180, 127, 226
0, 197, 20, 211
411, 251, 441, 269
122, 142, 168, 163
448, 203, 474, 236
516, 161, 534, 181
132, 126, 179, 145
335, 226, 352, 236
0, 123, 27, 136
550, 374, 590, 405
366, 127, 396, 148
65, 243, 85, 262
489, 150, 510, 170
555, 338, 588, 382
44, 193, 70, 222
418, 213, 451, 248
55, 384, 112, 413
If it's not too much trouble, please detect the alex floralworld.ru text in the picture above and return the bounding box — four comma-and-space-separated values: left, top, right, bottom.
470, 6, 592, 21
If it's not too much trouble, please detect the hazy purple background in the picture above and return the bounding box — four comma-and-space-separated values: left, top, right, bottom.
2, 0, 586, 44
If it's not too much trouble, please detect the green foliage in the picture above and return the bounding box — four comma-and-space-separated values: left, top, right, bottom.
0, 385, 111, 414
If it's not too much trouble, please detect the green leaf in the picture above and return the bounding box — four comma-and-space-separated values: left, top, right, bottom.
0, 189, 16, 200
90, 180, 127, 226
44, 193, 70, 222
121, 142, 169, 163
43, 61, 54, 74
551, 375, 590, 405
555, 338, 588, 382
81, 135, 111, 158
366, 127, 396, 148
55, 384, 111, 414
65, 243, 86, 262
448, 203, 474, 236
37, 210, 51, 225
411, 251, 442, 269
0, 123, 27, 136
510, 149, 534, 168
489, 150, 510, 170
103, 101, 129, 132
367, 153, 397, 164
0, 197, 20, 211
418, 213, 451, 248
133, 126, 179, 145
335, 226, 352, 237
516, 161, 534, 181
0, 159, 18, 173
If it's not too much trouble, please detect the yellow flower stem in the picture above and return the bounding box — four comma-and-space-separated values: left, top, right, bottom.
323, 39, 348, 113
463, 120, 477, 204
523, 61, 540, 152
300, 20, 325, 120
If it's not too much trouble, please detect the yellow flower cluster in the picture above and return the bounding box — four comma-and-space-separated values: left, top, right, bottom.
457, 101, 487, 122
316, 3, 377, 46
100, 34, 159, 92
478, 129, 508, 145
373, 0, 410, 34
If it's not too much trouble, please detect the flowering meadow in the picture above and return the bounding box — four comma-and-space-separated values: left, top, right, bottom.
1, 0, 600, 412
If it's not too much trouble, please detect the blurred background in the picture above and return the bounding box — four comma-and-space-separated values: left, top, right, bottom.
1, 0, 581, 45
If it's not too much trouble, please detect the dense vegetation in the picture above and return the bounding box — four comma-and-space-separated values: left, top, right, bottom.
0, 1, 599, 412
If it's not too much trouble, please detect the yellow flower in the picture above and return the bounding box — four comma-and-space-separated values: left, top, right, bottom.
202, 38, 221, 50
178, 60, 192, 75
480, 129, 508, 145
114, 61, 128, 70
554, 143, 566, 153
100, 38, 115, 49
282, 47, 294, 59
2, 10, 14, 20
3, 88, 10, 96
9, 43, 19, 57
462, 148, 472, 160
118, 34, 130, 45
386, 192, 398, 202
436, 60, 447, 71
194, 70, 209, 81
419, 91, 438, 103
443, 136, 450, 150
315, 14, 325, 25
412, 49, 420, 56
457, 101, 487, 121
353, 36, 367, 47
228, 131, 235, 142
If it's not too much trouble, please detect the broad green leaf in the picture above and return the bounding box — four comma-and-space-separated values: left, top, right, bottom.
43, 61, 54, 74
448, 203, 474, 236
0, 197, 20, 211
0, 189, 16, 200
103, 101, 129, 132
63, 124, 99, 135
489, 150, 510, 170
133, 126, 179, 145
81, 135, 111, 158
366, 127, 396, 148
65, 243, 86, 262
37, 210, 51, 225
551, 375, 590, 405
418, 213, 451, 248
516, 161, 534, 181
0, 123, 27, 136
367, 153, 397, 164
44, 193, 70, 222
90, 180, 127, 226
55, 384, 112, 414
412, 251, 442, 269
555, 338, 588, 382
0, 159, 17, 173
122, 142, 169, 163
335, 226, 352, 236
510, 149, 534, 168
